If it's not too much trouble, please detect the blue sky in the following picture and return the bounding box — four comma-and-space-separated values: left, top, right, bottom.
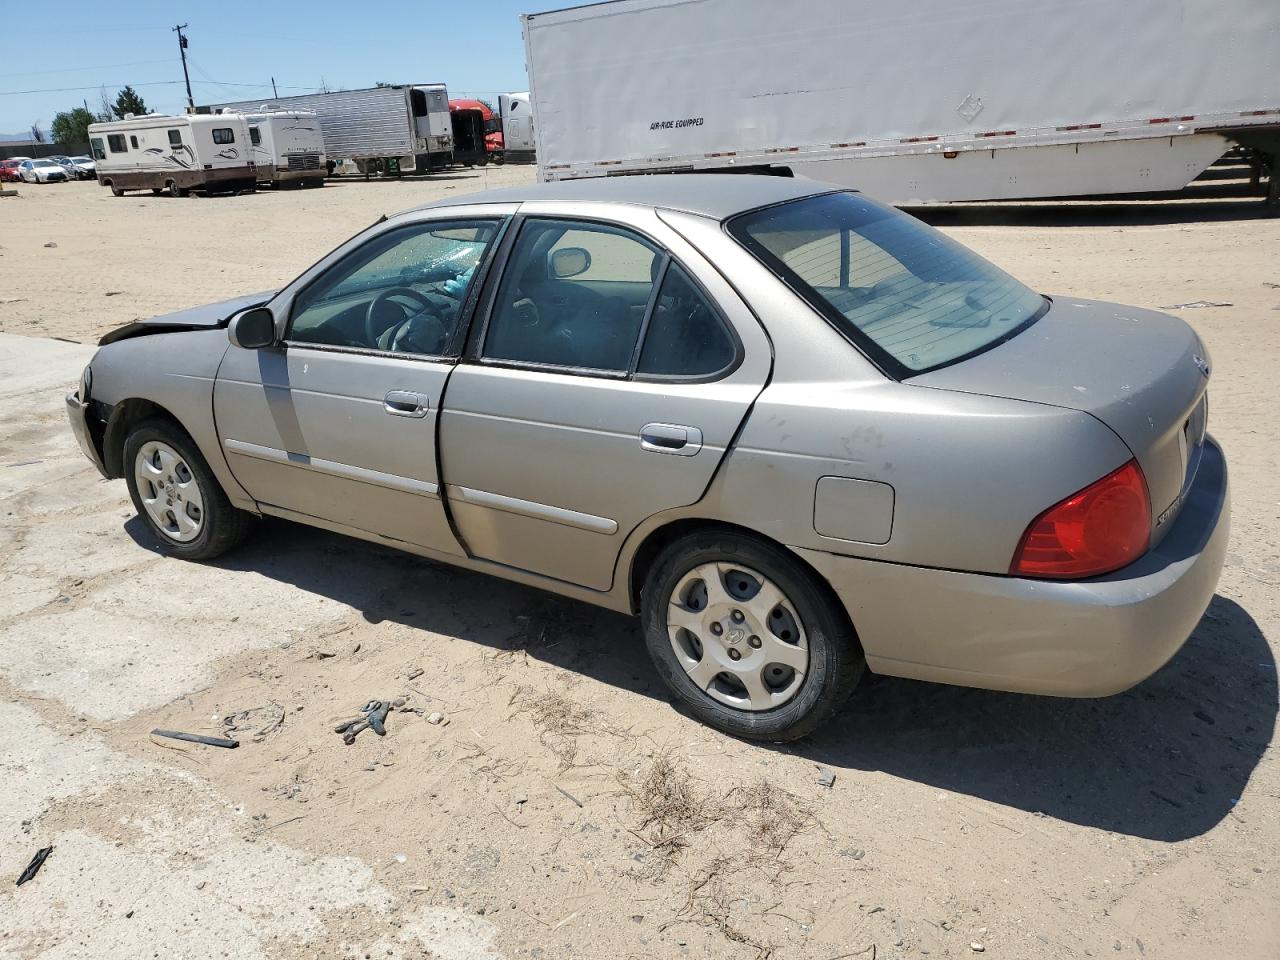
0, 0, 568, 134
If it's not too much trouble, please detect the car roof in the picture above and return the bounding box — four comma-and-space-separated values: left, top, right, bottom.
415, 173, 838, 221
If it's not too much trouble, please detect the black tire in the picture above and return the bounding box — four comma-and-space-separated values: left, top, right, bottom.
123, 419, 255, 561
109, 185, 124, 197
640, 530, 864, 742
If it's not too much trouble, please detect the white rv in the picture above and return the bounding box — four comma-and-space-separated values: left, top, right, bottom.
498, 92, 536, 163
523, 0, 1280, 204
89, 113, 256, 197
235, 109, 327, 188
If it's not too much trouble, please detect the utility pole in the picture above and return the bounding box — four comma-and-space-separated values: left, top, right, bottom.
173, 23, 194, 111
271, 77, 279, 99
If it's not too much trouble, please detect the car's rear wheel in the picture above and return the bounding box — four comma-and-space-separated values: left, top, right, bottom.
640, 530, 864, 741
123, 420, 254, 560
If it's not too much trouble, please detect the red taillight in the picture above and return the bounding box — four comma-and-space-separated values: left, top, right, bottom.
1011, 460, 1151, 579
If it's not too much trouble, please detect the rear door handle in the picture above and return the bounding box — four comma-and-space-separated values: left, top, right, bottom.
383, 390, 430, 418
640, 422, 703, 456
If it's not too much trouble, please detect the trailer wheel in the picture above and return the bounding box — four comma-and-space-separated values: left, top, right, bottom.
110, 185, 125, 197
165, 180, 188, 198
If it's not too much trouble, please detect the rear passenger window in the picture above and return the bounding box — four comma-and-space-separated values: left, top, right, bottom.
168, 129, 183, 146
129, 135, 139, 149
483, 219, 660, 373
212, 128, 235, 145
107, 134, 127, 152
637, 263, 736, 377
249, 126, 261, 146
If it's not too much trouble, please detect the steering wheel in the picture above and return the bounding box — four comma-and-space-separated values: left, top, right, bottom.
364, 287, 438, 349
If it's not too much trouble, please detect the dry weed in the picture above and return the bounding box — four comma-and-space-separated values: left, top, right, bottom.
732, 778, 812, 861
511, 685, 610, 767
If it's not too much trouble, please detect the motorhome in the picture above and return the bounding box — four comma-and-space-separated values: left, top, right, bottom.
89, 113, 255, 197
523, 0, 1280, 203
204, 84, 454, 176
234, 109, 327, 187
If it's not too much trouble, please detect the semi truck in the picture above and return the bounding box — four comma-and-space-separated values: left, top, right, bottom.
522, 0, 1280, 203
202, 84, 454, 176
497, 92, 536, 163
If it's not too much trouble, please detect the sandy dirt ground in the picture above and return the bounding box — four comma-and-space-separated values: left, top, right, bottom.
0, 170, 1277, 960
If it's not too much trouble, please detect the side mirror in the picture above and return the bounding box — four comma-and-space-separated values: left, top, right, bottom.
227, 307, 277, 349
548, 246, 591, 279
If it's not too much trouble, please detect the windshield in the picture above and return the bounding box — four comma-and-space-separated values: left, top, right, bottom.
728, 192, 1046, 376
33, 160, 57, 168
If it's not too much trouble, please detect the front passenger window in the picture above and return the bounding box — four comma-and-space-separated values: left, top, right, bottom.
288, 220, 500, 356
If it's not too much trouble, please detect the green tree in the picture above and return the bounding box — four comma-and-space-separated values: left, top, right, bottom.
51, 107, 97, 147
111, 86, 148, 119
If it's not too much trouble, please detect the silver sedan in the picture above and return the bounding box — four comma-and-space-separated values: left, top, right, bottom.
65, 175, 1229, 740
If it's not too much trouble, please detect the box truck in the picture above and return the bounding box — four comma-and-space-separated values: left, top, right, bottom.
522, 0, 1280, 203
203, 84, 454, 176
89, 113, 256, 197
237, 109, 327, 188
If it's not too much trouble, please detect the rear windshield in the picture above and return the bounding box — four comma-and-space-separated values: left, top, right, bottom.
728, 192, 1046, 376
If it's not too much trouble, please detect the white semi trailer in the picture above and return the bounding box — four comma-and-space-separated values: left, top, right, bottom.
204, 84, 454, 176
523, 0, 1280, 203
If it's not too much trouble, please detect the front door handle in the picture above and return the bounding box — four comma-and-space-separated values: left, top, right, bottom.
383, 390, 430, 418
640, 422, 703, 456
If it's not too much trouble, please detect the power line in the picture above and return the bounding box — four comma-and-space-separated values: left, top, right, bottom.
0, 58, 180, 80
0, 79, 319, 97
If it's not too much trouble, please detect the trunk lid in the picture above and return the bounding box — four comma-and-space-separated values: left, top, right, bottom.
912, 296, 1210, 540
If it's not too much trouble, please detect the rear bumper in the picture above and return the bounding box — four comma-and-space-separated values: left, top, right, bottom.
799, 436, 1230, 697
65, 390, 109, 478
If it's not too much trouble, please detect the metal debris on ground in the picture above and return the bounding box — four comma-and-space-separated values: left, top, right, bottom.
222, 702, 287, 742
1162, 300, 1232, 309
16, 846, 53, 886
334, 698, 398, 745
817, 767, 837, 789
151, 729, 239, 749
553, 784, 585, 808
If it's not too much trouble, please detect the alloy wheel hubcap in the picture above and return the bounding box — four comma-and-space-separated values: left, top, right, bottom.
666, 562, 808, 712
134, 441, 204, 543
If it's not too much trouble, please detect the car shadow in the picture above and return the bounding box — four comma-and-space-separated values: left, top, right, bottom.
125, 516, 1275, 841
794, 594, 1275, 842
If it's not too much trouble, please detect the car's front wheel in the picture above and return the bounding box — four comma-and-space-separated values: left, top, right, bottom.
641, 530, 864, 741
123, 420, 254, 560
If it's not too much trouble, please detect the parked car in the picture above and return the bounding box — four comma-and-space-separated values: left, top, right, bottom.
67, 155, 96, 179
19, 159, 69, 183
64, 175, 1229, 741
0, 157, 31, 182
47, 154, 78, 176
